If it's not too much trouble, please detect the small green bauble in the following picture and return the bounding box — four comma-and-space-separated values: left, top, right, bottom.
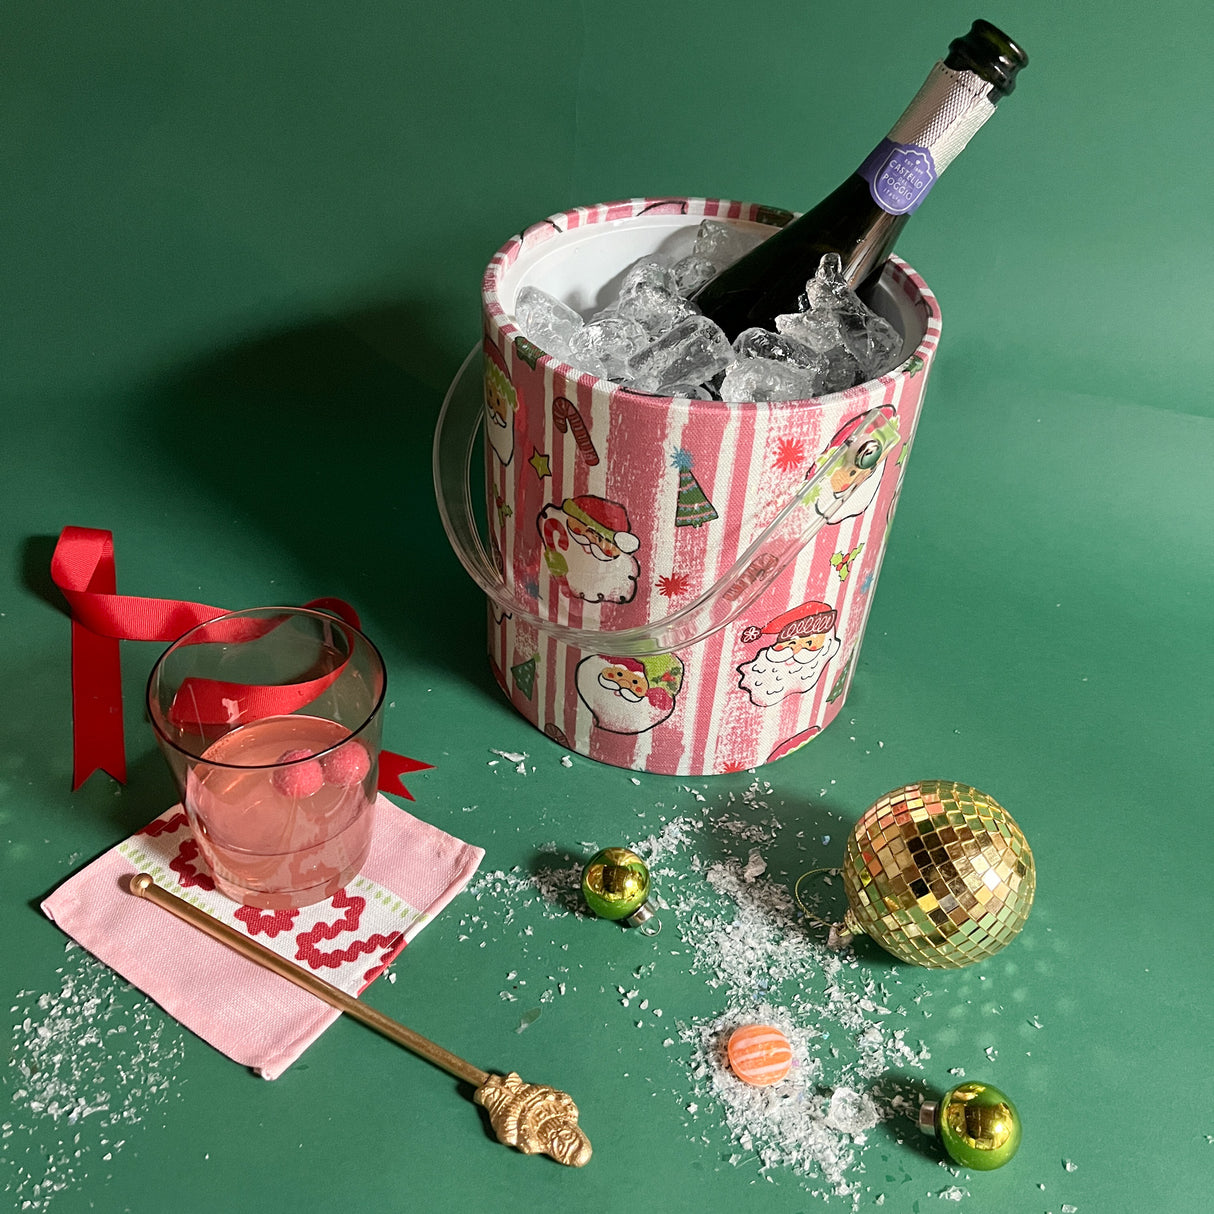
581, 847, 657, 930
919, 1081, 1021, 1170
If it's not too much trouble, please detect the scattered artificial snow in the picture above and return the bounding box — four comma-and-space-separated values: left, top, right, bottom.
742, 848, 767, 882
825, 1087, 882, 1135
458, 779, 951, 1205
4, 946, 185, 1210
489, 749, 528, 774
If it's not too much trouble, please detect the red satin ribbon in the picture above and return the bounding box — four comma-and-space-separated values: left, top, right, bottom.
50, 526, 431, 799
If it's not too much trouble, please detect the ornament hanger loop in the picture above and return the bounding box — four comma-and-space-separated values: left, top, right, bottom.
793, 867, 843, 931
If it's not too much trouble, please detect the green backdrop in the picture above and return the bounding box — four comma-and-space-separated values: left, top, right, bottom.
3, 2, 1211, 1211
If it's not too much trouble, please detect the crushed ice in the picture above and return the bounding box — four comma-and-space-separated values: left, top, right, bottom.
512, 220, 905, 400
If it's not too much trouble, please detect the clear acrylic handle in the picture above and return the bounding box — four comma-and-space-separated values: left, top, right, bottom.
432, 346, 890, 657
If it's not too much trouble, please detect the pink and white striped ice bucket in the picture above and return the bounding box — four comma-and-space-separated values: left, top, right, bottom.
434, 197, 942, 775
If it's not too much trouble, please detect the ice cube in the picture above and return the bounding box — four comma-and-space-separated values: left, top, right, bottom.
802, 253, 902, 378
824, 1086, 881, 1135
514, 285, 585, 363
773, 311, 865, 391
670, 254, 718, 296
624, 315, 734, 395
733, 327, 826, 370
818, 346, 868, 393
692, 219, 766, 269
618, 256, 679, 297
721, 356, 827, 402
615, 275, 698, 337
568, 316, 649, 380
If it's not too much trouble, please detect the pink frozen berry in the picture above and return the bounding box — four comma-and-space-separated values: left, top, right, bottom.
272, 749, 324, 797
321, 741, 372, 787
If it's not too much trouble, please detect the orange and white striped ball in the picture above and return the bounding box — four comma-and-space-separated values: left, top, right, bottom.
726, 1024, 793, 1086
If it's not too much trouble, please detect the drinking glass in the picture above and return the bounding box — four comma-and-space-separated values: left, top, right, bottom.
147, 607, 386, 909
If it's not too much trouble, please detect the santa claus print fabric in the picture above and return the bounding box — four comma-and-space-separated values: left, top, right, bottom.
479, 198, 942, 775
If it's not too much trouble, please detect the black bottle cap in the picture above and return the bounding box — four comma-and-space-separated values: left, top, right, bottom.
945, 19, 1028, 98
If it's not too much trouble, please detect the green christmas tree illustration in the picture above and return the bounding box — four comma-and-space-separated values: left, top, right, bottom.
671, 447, 718, 527
511, 655, 538, 700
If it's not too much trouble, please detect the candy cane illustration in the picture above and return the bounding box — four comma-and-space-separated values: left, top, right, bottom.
552, 396, 599, 466
538, 509, 571, 578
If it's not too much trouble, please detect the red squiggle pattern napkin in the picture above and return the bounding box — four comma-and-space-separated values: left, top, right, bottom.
42, 795, 484, 1079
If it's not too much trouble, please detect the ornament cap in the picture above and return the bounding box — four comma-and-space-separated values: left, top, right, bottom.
918, 1099, 940, 1136
622, 902, 662, 934
829, 907, 863, 950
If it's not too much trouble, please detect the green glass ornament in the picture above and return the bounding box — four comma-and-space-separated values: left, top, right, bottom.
581, 848, 659, 933
919, 1081, 1021, 1170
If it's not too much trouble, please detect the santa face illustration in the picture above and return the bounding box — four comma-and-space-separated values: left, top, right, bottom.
809, 407, 900, 524
576, 653, 683, 735
737, 600, 841, 708
483, 338, 518, 465
538, 494, 640, 604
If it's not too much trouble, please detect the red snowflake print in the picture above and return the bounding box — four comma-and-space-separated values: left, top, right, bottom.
294, 889, 405, 972
139, 811, 189, 837
169, 837, 216, 891
657, 573, 692, 599
773, 437, 805, 473
234, 906, 300, 938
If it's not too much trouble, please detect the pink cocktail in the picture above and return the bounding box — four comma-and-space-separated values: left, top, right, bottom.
148, 608, 385, 908
186, 715, 375, 908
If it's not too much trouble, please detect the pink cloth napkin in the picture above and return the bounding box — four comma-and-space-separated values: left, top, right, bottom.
42, 795, 484, 1079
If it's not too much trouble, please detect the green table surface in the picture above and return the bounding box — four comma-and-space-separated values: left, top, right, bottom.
4, 2, 1211, 1211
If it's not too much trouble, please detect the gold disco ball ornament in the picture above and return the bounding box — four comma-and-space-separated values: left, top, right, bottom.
831, 780, 1035, 968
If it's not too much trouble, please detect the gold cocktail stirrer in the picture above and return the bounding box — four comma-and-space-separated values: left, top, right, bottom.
128, 873, 591, 1166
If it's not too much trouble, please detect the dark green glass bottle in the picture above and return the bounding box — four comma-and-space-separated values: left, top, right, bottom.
690, 20, 1028, 338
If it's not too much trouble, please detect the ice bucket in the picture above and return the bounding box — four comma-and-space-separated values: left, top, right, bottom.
434, 197, 941, 775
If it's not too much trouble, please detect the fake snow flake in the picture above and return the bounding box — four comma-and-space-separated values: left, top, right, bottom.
742, 848, 767, 882
489, 748, 528, 774
825, 1087, 881, 1136
515, 1007, 542, 1033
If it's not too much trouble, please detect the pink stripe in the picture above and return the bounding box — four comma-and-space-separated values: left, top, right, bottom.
685, 404, 763, 769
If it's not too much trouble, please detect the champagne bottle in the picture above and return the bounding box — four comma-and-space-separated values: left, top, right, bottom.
690, 19, 1028, 338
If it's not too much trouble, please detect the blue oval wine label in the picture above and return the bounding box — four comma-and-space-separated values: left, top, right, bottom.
860, 139, 938, 215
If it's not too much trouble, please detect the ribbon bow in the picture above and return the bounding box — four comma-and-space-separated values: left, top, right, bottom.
50, 526, 431, 798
